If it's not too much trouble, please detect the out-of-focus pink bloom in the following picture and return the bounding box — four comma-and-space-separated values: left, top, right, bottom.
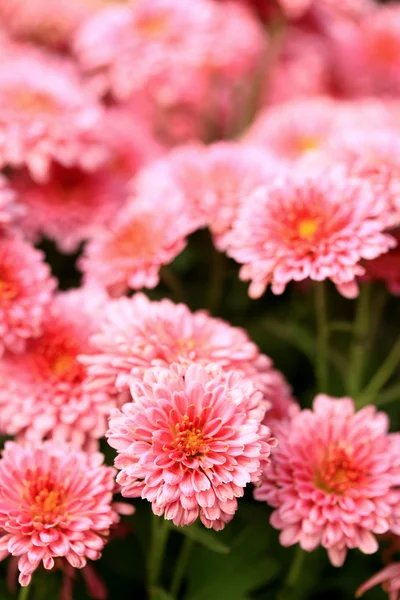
357, 563, 400, 600
79, 182, 201, 295
74, 0, 266, 143
0, 440, 127, 586
80, 292, 293, 420
0, 0, 105, 48
0, 288, 116, 450
227, 167, 396, 299
107, 363, 276, 530
0, 175, 19, 231
255, 395, 400, 567
13, 107, 162, 253
362, 229, 400, 295
0, 50, 106, 182
0, 235, 55, 355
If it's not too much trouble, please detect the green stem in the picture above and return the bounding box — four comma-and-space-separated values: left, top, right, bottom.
357, 336, 400, 407
278, 547, 306, 600
315, 283, 329, 392
374, 382, 400, 407
170, 537, 193, 598
18, 585, 30, 600
347, 284, 371, 398
147, 515, 170, 599
160, 268, 186, 304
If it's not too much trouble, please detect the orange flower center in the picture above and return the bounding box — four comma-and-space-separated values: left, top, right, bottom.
137, 14, 169, 38
9, 88, 58, 115
368, 33, 399, 65
314, 444, 364, 494
23, 474, 65, 525
297, 217, 320, 240
296, 135, 321, 154
31, 331, 85, 383
0, 276, 18, 301
111, 219, 160, 259
174, 416, 209, 457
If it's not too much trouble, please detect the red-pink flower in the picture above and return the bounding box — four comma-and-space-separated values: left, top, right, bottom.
0, 234, 55, 355
255, 395, 400, 567
227, 167, 396, 299
79, 185, 201, 295
0, 288, 116, 450
357, 563, 400, 600
107, 363, 276, 530
81, 292, 292, 417
0, 440, 126, 586
0, 49, 106, 182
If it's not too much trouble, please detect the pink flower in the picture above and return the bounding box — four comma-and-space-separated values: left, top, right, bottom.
254, 395, 400, 567
0, 288, 116, 450
0, 49, 106, 182
81, 292, 292, 417
0, 234, 55, 355
361, 229, 400, 295
0, 440, 126, 586
227, 167, 396, 299
79, 184, 201, 295
0, 174, 19, 230
107, 363, 276, 530
357, 563, 400, 600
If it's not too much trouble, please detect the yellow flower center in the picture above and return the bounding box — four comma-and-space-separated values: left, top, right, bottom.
314, 444, 364, 495
297, 218, 319, 240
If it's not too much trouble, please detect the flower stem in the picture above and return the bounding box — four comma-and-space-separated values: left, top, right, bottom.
18, 585, 30, 600
170, 537, 193, 598
147, 515, 170, 599
358, 336, 400, 407
278, 546, 306, 600
160, 268, 186, 304
347, 284, 371, 398
315, 283, 329, 392
206, 245, 226, 315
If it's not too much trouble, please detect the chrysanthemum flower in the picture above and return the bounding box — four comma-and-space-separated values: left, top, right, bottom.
12, 107, 162, 253
0, 0, 104, 48
357, 563, 400, 600
107, 363, 276, 530
79, 184, 201, 295
0, 235, 55, 355
81, 292, 292, 415
0, 288, 116, 450
0, 50, 106, 182
0, 440, 126, 586
227, 167, 396, 298
255, 395, 400, 567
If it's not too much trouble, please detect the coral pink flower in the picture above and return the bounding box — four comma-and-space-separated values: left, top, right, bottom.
0, 50, 106, 182
0, 235, 55, 355
107, 363, 276, 530
13, 107, 162, 253
79, 184, 201, 295
0, 0, 104, 48
0, 440, 126, 586
227, 167, 396, 299
81, 292, 292, 417
255, 395, 400, 567
357, 563, 400, 600
0, 288, 115, 450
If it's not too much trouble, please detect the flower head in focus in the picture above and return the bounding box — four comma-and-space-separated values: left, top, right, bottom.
0, 235, 55, 355
227, 167, 396, 299
0, 288, 115, 450
0, 440, 126, 586
107, 363, 276, 530
255, 395, 400, 567
0, 50, 106, 182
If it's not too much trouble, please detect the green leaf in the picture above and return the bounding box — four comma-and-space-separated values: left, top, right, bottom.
152, 587, 175, 600
172, 523, 230, 554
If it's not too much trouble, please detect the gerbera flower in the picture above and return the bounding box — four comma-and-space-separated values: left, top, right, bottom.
0, 288, 115, 450
0, 49, 106, 182
0, 440, 127, 586
255, 395, 400, 567
107, 363, 276, 530
0, 234, 55, 355
227, 167, 396, 298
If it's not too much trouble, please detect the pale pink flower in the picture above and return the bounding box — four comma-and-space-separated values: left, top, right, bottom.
0, 288, 116, 450
0, 0, 105, 48
80, 292, 292, 416
255, 395, 400, 567
0, 235, 55, 355
357, 563, 400, 600
0, 50, 106, 182
227, 167, 396, 299
0, 440, 126, 586
79, 185, 201, 295
107, 363, 276, 530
